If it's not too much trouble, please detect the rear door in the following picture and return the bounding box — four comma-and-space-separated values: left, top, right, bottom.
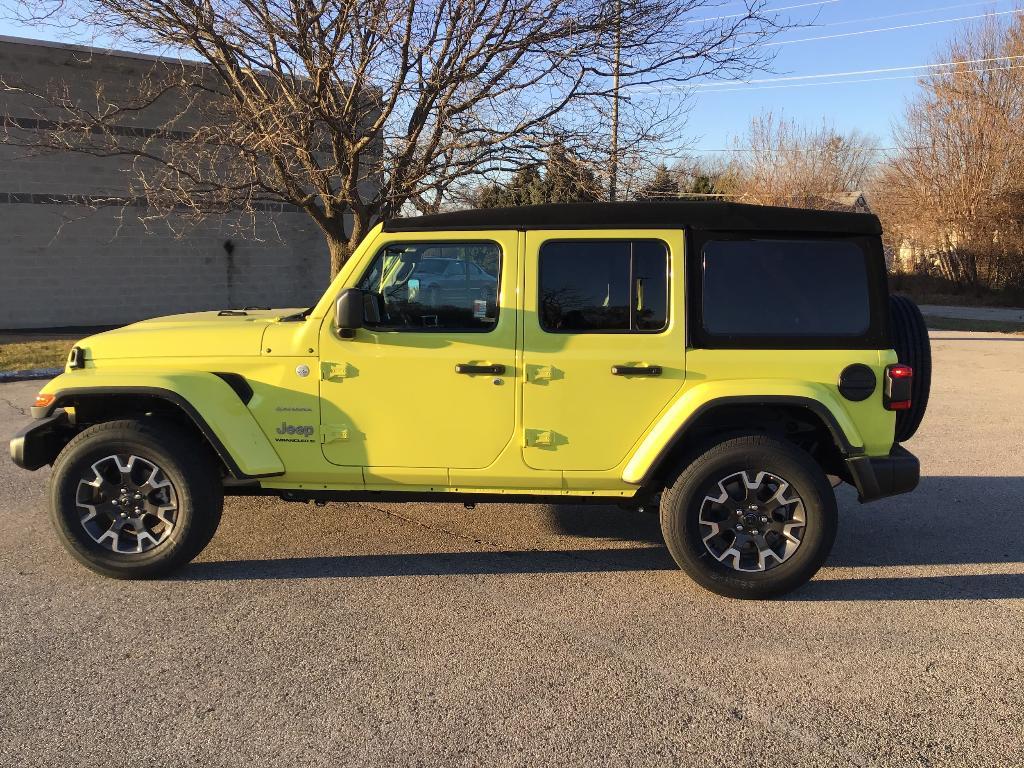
521, 230, 686, 471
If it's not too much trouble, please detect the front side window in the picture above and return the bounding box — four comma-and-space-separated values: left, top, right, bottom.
539, 240, 669, 332
356, 242, 501, 332
701, 238, 871, 339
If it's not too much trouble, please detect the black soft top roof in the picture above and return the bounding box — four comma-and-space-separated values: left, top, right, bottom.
383, 201, 882, 236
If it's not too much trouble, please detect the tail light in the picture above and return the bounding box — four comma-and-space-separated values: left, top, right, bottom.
884, 364, 913, 411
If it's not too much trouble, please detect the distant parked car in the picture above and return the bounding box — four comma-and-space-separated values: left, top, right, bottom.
403, 257, 495, 309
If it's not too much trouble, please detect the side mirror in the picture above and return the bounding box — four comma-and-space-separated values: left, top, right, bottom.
335, 288, 365, 338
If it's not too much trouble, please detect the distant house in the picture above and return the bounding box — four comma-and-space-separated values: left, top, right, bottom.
827, 191, 870, 214
732, 190, 872, 215
895, 240, 942, 274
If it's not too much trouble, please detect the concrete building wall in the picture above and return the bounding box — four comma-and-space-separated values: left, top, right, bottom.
0, 36, 341, 329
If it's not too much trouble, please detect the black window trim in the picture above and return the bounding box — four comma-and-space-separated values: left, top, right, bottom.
537, 237, 672, 335
687, 230, 890, 350
357, 239, 504, 334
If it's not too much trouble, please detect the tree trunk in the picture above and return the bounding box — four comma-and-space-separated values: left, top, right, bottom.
323, 213, 367, 280
609, 0, 620, 202
327, 236, 353, 280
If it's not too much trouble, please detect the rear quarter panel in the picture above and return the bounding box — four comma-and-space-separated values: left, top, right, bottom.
622, 347, 898, 484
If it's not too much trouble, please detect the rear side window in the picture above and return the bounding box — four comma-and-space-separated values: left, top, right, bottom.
539, 240, 669, 332
701, 239, 871, 339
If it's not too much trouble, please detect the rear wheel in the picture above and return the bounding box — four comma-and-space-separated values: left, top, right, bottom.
49, 419, 223, 579
889, 295, 932, 441
660, 435, 837, 599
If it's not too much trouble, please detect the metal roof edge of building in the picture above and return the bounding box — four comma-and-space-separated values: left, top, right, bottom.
0, 33, 207, 68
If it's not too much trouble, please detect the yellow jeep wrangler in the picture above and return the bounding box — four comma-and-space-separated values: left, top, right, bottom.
9, 201, 929, 598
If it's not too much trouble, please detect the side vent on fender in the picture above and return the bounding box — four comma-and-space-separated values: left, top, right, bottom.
212, 372, 254, 405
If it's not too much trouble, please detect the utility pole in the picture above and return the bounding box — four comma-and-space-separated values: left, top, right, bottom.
609, 0, 621, 202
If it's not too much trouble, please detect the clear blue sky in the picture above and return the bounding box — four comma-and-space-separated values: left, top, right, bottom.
0, 0, 1019, 155
679, 0, 1021, 154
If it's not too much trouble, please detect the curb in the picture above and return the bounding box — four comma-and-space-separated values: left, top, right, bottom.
0, 368, 62, 383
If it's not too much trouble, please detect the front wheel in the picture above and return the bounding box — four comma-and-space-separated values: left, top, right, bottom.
49, 419, 224, 579
660, 435, 837, 599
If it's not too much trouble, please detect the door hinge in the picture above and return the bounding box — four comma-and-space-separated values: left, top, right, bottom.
523, 428, 555, 447
526, 364, 555, 383
320, 361, 351, 381
321, 425, 351, 443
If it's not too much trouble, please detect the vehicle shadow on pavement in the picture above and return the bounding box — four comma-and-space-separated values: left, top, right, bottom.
827, 476, 1023, 566
545, 503, 665, 544
790, 573, 1024, 601
180, 546, 677, 580
795, 475, 1024, 601
181, 476, 1024, 600
183, 502, 674, 579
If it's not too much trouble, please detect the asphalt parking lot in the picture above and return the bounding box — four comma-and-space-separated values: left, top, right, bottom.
1, 330, 1022, 767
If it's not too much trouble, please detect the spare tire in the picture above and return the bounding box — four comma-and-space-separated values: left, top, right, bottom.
888, 295, 932, 442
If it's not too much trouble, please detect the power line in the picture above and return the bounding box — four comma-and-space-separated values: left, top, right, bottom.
757, 8, 1024, 48
636, 57, 1024, 94
677, 55, 1024, 89
681, 62, 1024, 94
709, 8, 1023, 54
688, 0, 840, 24
820, 1, 1014, 29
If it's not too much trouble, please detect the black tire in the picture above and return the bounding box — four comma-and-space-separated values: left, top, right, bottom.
49, 419, 223, 579
660, 435, 837, 599
889, 295, 932, 442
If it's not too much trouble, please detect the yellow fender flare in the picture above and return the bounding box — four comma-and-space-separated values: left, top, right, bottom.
622, 379, 864, 485
38, 369, 284, 478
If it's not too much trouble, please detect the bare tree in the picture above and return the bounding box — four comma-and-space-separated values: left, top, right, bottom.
589, 0, 796, 201
875, 14, 1024, 290
721, 111, 879, 210
2, 0, 797, 276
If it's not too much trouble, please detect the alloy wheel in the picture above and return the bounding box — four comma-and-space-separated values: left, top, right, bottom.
697, 469, 806, 572
75, 454, 179, 554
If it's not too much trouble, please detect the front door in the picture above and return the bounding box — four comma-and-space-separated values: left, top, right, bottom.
521, 230, 686, 471
318, 232, 517, 481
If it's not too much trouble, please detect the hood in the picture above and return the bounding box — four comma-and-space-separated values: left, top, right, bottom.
78, 309, 303, 361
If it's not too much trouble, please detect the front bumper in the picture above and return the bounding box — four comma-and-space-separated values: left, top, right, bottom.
846, 444, 920, 503
9, 411, 73, 471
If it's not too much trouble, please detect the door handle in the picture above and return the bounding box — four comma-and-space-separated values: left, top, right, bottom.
611, 365, 663, 376
455, 363, 506, 375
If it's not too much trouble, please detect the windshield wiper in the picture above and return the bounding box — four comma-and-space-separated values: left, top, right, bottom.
280, 306, 314, 322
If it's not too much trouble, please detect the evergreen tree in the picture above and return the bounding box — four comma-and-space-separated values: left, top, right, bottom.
636, 163, 680, 201
542, 142, 601, 204
686, 174, 717, 197
476, 144, 599, 208
476, 166, 544, 208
